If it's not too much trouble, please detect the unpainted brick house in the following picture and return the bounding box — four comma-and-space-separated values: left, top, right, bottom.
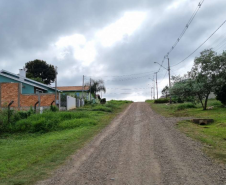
0, 69, 60, 110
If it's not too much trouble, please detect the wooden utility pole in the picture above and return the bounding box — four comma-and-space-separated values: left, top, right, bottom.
151, 87, 153, 100
168, 58, 172, 104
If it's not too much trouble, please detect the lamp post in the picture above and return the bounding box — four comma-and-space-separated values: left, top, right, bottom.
154, 59, 171, 103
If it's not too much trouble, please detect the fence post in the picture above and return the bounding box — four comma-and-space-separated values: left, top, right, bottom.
59, 93, 61, 111
8, 101, 14, 125
34, 101, 39, 113
51, 100, 55, 106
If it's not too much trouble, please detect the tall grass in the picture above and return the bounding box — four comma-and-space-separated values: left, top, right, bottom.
177, 103, 196, 110
0, 100, 133, 133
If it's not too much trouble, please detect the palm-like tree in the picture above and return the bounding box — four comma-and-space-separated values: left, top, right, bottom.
86, 79, 106, 98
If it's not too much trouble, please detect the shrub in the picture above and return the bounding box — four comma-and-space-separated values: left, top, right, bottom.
13, 111, 92, 133
177, 103, 196, 110
50, 105, 59, 112
154, 99, 169, 104
215, 84, 226, 106
100, 98, 106, 104
177, 98, 184, 103
18, 111, 29, 119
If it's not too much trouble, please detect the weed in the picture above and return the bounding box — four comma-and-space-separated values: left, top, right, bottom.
177, 103, 196, 110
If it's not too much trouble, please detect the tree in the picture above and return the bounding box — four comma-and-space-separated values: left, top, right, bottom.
215, 84, 226, 106
170, 75, 194, 103
85, 79, 106, 98
25, 59, 56, 85
170, 49, 224, 110
161, 86, 169, 98
190, 49, 218, 110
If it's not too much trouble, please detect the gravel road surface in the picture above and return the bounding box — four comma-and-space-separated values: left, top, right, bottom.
37, 102, 226, 185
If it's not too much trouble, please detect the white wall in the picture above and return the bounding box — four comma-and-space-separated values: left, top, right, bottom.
67, 96, 76, 110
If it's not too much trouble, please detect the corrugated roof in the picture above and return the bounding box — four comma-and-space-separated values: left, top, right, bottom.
57, 86, 90, 91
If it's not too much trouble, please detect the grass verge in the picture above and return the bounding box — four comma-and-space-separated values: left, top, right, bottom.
0, 100, 132, 185
146, 99, 226, 164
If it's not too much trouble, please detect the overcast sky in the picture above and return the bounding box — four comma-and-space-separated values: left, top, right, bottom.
0, 0, 226, 101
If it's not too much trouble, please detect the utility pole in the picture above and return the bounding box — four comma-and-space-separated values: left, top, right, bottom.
151, 87, 153, 100
155, 72, 158, 99
168, 58, 172, 104
89, 78, 91, 101
82, 75, 84, 99
153, 77, 155, 99
55, 66, 58, 106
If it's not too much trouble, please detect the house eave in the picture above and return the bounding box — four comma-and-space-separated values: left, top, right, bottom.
0, 72, 48, 91
0, 69, 61, 92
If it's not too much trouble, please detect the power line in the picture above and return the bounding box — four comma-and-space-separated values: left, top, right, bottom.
157, 0, 205, 72
171, 19, 226, 67
106, 87, 151, 90
85, 71, 155, 79
166, 0, 205, 57
105, 74, 151, 81
214, 38, 226, 51
213, 37, 226, 49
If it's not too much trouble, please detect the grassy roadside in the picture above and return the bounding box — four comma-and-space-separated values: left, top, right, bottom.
146, 99, 226, 164
0, 100, 132, 185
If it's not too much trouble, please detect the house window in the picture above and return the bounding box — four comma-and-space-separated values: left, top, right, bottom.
35, 89, 43, 94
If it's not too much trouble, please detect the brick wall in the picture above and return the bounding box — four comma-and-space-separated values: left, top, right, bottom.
0, 83, 19, 107
20, 94, 38, 107
0, 82, 57, 109
40, 94, 56, 106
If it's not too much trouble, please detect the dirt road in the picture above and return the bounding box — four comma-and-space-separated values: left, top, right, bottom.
38, 103, 226, 185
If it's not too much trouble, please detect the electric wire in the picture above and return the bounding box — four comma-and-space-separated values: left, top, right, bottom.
84, 71, 155, 79
171, 19, 226, 67
213, 37, 226, 48
166, 0, 205, 57
214, 38, 226, 51
157, 0, 205, 72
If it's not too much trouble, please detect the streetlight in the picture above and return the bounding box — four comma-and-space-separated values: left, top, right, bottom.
154, 59, 171, 103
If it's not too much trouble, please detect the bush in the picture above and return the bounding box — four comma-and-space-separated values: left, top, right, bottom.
177, 98, 184, 103
50, 105, 59, 112
1, 100, 129, 133
177, 103, 196, 110
85, 99, 92, 105
100, 98, 106, 104
154, 99, 169, 104
215, 84, 226, 106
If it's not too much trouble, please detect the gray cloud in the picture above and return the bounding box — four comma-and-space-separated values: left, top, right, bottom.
0, 0, 226, 101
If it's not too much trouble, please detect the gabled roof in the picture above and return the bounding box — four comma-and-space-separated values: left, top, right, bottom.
57, 86, 90, 91
0, 69, 61, 92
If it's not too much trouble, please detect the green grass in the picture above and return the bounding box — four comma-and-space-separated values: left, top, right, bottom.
146, 99, 226, 164
0, 100, 132, 185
